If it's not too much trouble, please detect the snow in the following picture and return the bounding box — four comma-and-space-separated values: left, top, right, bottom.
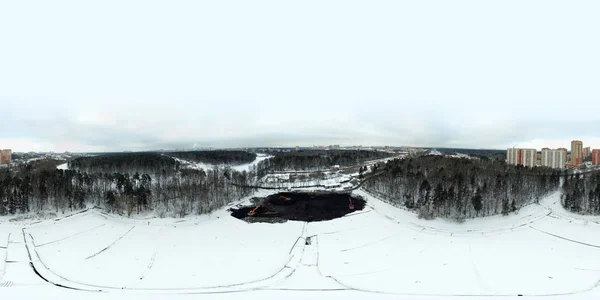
449, 152, 477, 159
173, 153, 272, 172
57, 163, 68, 170
428, 149, 443, 156
259, 171, 355, 191
2, 189, 600, 299
25, 208, 303, 290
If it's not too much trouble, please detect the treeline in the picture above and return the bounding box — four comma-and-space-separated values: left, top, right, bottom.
0, 160, 253, 217
167, 150, 256, 165
69, 153, 179, 174
562, 172, 600, 215
256, 150, 393, 174
363, 156, 561, 220
434, 148, 506, 161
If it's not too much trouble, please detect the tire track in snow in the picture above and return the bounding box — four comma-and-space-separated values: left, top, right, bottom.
0, 234, 7, 281
25, 236, 101, 291
85, 226, 135, 260
468, 243, 493, 293
288, 222, 308, 254
135, 250, 158, 284
339, 234, 398, 252
574, 268, 600, 272
51, 209, 91, 222
548, 212, 600, 225
333, 269, 390, 277
0, 233, 9, 249
26, 222, 303, 292
129, 226, 165, 288
35, 224, 106, 248
529, 226, 600, 249
276, 222, 309, 284
317, 227, 361, 236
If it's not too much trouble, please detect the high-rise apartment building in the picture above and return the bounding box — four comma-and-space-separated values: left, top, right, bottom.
557, 148, 568, 163
584, 147, 591, 158
522, 149, 537, 168
592, 149, 600, 166
0, 149, 11, 164
541, 148, 565, 169
571, 140, 583, 167
507, 148, 537, 168
507, 148, 518, 165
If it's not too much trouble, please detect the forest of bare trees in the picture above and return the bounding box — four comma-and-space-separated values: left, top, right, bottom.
562, 172, 600, 215
68, 153, 180, 174
0, 156, 253, 217
363, 156, 562, 220
5, 151, 595, 220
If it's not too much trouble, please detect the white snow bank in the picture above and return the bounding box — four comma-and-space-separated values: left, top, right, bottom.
26, 207, 303, 290
2, 188, 600, 298
309, 190, 600, 296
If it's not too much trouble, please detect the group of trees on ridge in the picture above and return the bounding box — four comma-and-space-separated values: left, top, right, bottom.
0, 155, 253, 217
0, 150, 396, 217
68, 153, 180, 174
363, 156, 562, 220
562, 172, 600, 215
68, 151, 258, 174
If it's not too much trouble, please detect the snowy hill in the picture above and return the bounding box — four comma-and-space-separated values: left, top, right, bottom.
171, 153, 272, 172
1, 189, 600, 299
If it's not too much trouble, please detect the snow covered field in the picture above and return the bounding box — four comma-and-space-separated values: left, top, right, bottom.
1, 190, 600, 299
171, 153, 272, 173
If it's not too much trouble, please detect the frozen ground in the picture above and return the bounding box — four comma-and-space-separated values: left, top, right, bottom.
171, 153, 272, 173
1, 189, 600, 299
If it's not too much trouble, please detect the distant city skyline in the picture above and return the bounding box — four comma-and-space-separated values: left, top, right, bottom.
7, 137, 600, 153
2, 1, 600, 153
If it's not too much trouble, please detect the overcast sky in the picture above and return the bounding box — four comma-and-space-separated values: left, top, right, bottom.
1, 1, 600, 152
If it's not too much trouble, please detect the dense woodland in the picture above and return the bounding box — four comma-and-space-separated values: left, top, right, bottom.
562, 172, 600, 215
5, 150, 599, 219
434, 148, 507, 161
363, 156, 562, 220
167, 151, 256, 165
0, 157, 253, 217
256, 150, 392, 175
69, 153, 180, 174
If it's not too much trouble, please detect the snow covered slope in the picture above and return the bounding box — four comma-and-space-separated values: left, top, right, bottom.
172, 153, 271, 172
1, 190, 600, 299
